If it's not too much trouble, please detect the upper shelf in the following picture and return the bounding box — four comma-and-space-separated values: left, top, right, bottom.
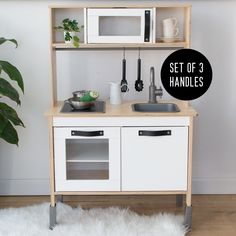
52, 42, 188, 50
49, 4, 191, 9
50, 5, 191, 51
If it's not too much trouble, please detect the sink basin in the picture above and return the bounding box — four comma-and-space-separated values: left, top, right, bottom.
132, 103, 180, 113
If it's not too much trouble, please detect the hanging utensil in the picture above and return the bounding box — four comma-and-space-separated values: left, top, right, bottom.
135, 48, 144, 92
120, 48, 129, 93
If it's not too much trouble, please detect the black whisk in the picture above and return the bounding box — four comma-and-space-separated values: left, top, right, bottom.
120, 48, 129, 93
135, 48, 144, 92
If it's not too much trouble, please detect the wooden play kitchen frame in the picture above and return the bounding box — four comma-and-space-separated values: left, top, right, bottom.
46, 3, 196, 230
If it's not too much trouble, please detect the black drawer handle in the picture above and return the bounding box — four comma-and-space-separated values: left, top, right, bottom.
139, 130, 171, 136
71, 130, 104, 137
144, 10, 151, 42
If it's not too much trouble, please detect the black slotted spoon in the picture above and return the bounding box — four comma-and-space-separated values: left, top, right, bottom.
135, 48, 144, 92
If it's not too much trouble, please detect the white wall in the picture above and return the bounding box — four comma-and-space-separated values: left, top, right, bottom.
0, 0, 236, 194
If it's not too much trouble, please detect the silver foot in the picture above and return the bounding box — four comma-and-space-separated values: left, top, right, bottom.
176, 195, 183, 207
183, 205, 192, 230
49, 204, 57, 230
57, 195, 63, 203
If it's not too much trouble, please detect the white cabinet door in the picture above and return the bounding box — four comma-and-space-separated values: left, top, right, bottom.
122, 127, 188, 191
54, 127, 120, 191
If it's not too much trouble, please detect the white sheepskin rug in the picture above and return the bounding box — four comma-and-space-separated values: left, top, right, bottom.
0, 202, 186, 236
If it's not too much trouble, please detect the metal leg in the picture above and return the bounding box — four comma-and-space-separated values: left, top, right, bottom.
183, 205, 192, 230
49, 204, 57, 230
57, 195, 63, 203
176, 194, 183, 207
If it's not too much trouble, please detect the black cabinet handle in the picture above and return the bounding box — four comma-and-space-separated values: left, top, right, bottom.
139, 130, 171, 136
144, 10, 151, 42
71, 130, 104, 137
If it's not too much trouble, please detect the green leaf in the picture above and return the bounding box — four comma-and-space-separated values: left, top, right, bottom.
0, 78, 21, 105
54, 26, 64, 31
0, 113, 8, 134
62, 18, 70, 24
0, 37, 23, 146
0, 61, 24, 93
64, 31, 72, 41
0, 102, 24, 127
0, 114, 19, 145
0, 37, 18, 48
56, 18, 80, 32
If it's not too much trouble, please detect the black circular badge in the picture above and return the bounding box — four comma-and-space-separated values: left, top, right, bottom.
161, 49, 212, 100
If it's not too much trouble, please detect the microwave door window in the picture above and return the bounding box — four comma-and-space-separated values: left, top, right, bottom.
99, 16, 141, 36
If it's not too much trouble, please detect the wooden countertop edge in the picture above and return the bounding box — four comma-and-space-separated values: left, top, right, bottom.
44, 100, 198, 117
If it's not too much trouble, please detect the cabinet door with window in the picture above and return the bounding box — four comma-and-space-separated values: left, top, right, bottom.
121, 126, 188, 191
54, 127, 120, 191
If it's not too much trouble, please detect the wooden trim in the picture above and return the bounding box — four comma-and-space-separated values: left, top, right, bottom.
184, 6, 191, 49
186, 117, 193, 206
83, 8, 88, 44
49, 8, 55, 44
52, 42, 188, 49
181, 6, 191, 108
48, 117, 56, 207
152, 7, 156, 43
49, 4, 192, 9
55, 191, 187, 195
49, 8, 57, 106
50, 50, 57, 106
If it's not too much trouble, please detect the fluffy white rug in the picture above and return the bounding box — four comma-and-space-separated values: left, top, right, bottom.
0, 203, 186, 236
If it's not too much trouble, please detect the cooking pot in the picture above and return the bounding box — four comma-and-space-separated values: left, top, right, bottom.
65, 97, 94, 110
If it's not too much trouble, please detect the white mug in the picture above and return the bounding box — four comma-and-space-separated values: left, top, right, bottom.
162, 18, 179, 38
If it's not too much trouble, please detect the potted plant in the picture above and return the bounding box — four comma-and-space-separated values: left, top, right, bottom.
55, 18, 83, 48
0, 37, 24, 145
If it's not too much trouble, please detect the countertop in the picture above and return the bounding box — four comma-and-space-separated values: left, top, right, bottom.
45, 100, 197, 117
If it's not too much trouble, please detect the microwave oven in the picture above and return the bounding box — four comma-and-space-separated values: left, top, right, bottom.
87, 8, 155, 43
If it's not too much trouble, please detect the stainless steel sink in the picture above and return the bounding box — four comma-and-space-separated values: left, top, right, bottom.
132, 103, 180, 113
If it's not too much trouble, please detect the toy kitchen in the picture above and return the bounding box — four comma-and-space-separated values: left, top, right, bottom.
45, 3, 197, 231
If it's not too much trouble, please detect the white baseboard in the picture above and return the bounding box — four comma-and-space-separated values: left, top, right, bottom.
0, 178, 236, 195
0, 179, 50, 195
192, 178, 236, 194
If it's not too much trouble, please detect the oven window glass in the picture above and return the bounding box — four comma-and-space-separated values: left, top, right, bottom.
65, 139, 109, 180
99, 16, 141, 36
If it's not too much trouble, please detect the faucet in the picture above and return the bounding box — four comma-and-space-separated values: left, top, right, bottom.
148, 67, 163, 103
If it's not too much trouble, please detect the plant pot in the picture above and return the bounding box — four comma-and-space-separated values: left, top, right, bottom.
64, 31, 76, 44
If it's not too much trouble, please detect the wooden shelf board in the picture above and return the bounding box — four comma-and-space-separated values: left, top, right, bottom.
52, 42, 188, 49
49, 4, 191, 9
67, 170, 109, 180
67, 159, 109, 163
